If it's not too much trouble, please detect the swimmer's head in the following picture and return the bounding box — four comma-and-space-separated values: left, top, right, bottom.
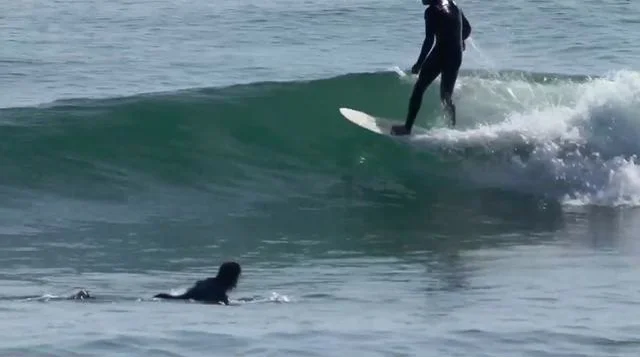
216, 261, 242, 291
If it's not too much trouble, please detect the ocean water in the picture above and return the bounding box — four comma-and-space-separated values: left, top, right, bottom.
2, 0, 640, 356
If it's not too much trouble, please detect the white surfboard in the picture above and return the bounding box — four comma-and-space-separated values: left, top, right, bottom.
339, 107, 428, 137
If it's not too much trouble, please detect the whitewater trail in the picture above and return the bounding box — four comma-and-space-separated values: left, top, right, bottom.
392, 70, 640, 207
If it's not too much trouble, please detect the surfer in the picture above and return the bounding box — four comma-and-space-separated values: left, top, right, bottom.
68, 289, 93, 300
153, 261, 241, 305
391, 0, 471, 135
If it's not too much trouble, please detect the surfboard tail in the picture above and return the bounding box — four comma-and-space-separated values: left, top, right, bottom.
154, 293, 181, 299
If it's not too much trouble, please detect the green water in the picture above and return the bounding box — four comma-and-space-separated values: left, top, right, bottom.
2, 0, 640, 356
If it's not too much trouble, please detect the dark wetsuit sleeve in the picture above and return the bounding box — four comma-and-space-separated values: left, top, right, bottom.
461, 10, 471, 40
415, 8, 435, 66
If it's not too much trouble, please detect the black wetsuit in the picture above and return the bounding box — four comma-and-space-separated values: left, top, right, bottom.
154, 277, 231, 305
392, 0, 471, 135
154, 261, 240, 305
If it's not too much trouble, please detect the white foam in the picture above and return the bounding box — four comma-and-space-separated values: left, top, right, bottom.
408, 70, 640, 207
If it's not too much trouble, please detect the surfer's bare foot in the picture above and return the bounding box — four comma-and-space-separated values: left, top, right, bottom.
391, 125, 410, 136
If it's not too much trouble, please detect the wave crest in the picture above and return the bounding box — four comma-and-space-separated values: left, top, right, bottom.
1, 69, 639, 207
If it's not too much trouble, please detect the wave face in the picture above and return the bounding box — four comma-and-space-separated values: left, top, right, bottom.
1, 69, 640, 207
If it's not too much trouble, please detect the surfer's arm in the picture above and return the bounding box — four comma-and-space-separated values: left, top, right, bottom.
461, 10, 471, 40
413, 9, 435, 70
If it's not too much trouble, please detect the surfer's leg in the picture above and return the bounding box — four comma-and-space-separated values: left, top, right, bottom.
440, 61, 460, 127
406, 59, 441, 129
392, 56, 441, 135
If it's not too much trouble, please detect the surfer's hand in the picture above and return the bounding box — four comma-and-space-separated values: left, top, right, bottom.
411, 63, 421, 74
462, 41, 466, 51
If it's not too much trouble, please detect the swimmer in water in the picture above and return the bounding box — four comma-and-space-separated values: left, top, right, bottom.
391, 0, 472, 135
153, 261, 241, 305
